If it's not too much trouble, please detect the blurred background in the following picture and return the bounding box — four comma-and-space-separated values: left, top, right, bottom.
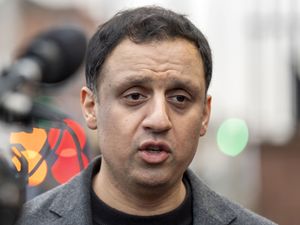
0, 0, 300, 224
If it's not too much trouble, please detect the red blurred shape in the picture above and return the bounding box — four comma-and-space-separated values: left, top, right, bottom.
48, 119, 89, 184
51, 152, 89, 184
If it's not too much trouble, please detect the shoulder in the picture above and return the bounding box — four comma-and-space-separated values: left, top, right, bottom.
222, 196, 276, 225
185, 169, 277, 225
16, 157, 101, 225
15, 182, 68, 225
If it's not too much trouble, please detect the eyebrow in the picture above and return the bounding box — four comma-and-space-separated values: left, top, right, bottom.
167, 78, 201, 92
109, 75, 153, 93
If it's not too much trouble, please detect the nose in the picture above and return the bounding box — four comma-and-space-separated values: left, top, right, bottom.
142, 95, 172, 133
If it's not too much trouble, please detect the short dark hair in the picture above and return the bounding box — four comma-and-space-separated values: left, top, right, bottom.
85, 6, 212, 92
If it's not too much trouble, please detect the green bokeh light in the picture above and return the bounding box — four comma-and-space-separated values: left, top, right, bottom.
217, 118, 249, 157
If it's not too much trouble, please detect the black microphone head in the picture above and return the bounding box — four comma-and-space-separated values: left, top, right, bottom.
19, 26, 87, 84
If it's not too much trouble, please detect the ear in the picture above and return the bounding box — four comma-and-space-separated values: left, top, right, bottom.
200, 95, 212, 137
80, 86, 97, 130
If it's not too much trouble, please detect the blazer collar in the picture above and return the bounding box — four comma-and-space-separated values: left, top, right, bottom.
185, 170, 237, 224
48, 157, 101, 225
47, 157, 237, 225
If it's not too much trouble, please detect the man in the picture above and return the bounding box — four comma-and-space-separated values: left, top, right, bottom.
16, 6, 276, 225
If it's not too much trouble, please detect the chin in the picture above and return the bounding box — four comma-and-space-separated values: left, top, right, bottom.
133, 171, 179, 190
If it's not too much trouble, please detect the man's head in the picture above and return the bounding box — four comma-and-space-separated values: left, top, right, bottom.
81, 6, 212, 214
85, 6, 212, 94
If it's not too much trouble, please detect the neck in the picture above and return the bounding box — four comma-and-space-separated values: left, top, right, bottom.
92, 164, 186, 216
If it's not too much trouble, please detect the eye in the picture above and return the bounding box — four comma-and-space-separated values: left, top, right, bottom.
123, 91, 148, 106
169, 95, 189, 103
173, 95, 186, 102
126, 93, 144, 100
167, 91, 192, 109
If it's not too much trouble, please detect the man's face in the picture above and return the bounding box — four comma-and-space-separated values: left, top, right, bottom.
81, 38, 211, 190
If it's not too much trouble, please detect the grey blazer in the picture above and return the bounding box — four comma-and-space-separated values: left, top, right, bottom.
16, 157, 276, 225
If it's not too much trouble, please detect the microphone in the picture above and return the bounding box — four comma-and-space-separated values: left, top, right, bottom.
0, 25, 87, 95
0, 25, 87, 121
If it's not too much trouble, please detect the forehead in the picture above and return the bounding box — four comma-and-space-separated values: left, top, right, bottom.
99, 38, 205, 89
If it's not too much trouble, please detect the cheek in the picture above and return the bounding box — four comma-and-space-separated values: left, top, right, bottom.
173, 115, 202, 156
95, 105, 142, 154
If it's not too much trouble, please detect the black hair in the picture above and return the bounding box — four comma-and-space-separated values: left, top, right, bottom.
86, 6, 212, 92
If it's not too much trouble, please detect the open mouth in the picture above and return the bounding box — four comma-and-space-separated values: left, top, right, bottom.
139, 141, 171, 152
138, 142, 171, 163
145, 146, 162, 152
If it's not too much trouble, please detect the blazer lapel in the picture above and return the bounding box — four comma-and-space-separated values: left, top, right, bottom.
43, 159, 236, 225
185, 170, 237, 225
47, 157, 101, 225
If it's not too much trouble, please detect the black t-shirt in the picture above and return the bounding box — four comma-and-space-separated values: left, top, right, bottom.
91, 178, 193, 225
